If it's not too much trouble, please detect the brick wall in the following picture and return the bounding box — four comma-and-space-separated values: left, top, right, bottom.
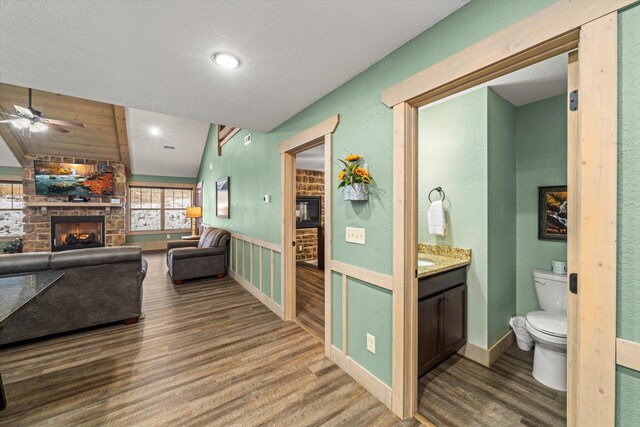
296, 168, 324, 262
21, 155, 126, 253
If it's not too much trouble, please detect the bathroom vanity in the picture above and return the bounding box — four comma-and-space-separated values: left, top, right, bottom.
417, 244, 471, 377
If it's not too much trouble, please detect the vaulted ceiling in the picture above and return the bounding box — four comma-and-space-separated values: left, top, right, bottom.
0, 83, 131, 172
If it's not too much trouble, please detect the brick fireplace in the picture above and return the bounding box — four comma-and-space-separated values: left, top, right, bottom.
295, 168, 324, 262
21, 155, 126, 253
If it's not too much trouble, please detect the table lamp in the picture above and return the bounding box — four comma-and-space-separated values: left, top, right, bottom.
185, 206, 203, 238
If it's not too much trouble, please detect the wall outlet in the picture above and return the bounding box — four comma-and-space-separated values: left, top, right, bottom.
366, 333, 376, 354
166, 234, 171, 239
244, 133, 252, 145
297, 244, 304, 253
345, 227, 365, 244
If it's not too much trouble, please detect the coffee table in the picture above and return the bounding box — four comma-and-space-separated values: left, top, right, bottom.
0, 270, 65, 411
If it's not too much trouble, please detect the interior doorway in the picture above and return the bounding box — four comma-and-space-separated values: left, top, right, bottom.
293, 144, 326, 341
279, 115, 338, 356
415, 52, 570, 425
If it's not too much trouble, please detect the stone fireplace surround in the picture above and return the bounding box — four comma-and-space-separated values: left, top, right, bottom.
21, 155, 126, 253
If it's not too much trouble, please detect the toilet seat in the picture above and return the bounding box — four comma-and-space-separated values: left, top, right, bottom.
526, 311, 567, 338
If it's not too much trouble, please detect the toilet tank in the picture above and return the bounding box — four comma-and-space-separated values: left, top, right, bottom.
533, 269, 567, 313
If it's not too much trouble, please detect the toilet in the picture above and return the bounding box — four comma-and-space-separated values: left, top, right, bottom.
525, 269, 567, 391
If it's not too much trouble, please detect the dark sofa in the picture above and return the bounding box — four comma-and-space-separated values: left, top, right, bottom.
0, 247, 147, 346
166, 227, 230, 285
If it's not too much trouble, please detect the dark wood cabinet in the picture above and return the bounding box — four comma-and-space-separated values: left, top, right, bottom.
418, 268, 467, 377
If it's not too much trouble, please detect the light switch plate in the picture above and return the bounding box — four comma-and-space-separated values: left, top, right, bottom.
244, 133, 252, 145
346, 227, 365, 244
366, 333, 376, 354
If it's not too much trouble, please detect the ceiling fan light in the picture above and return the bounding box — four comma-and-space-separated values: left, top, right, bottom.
12, 118, 30, 129
30, 122, 48, 133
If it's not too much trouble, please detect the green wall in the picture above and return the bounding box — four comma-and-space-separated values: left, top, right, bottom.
418, 88, 490, 348
487, 89, 517, 346
418, 87, 517, 348
0, 166, 21, 176
515, 94, 567, 316
197, 0, 573, 387
617, 4, 640, 426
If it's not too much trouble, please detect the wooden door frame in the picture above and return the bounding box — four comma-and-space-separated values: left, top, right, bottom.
279, 115, 339, 356
382, 0, 630, 422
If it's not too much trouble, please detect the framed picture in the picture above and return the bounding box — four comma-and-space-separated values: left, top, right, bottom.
538, 185, 567, 241
216, 177, 230, 218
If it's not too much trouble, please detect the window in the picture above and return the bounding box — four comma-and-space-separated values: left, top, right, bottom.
0, 182, 23, 238
129, 187, 192, 232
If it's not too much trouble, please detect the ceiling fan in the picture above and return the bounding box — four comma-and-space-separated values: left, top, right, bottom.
0, 88, 86, 135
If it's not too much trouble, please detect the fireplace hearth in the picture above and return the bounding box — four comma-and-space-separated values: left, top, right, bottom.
51, 216, 106, 252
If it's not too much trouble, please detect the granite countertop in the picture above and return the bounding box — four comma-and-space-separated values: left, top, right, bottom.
417, 243, 471, 279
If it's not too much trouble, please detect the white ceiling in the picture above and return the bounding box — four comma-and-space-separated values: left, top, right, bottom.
0, 0, 469, 133
126, 108, 210, 178
296, 144, 324, 171
422, 53, 569, 110
0, 136, 20, 167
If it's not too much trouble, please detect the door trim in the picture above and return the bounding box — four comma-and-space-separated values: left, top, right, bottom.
280, 115, 339, 358
384, 4, 625, 423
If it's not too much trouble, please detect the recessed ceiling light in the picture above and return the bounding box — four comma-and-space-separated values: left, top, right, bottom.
149, 127, 161, 136
211, 52, 241, 69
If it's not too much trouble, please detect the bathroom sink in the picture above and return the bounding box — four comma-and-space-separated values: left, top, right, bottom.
418, 259, 435, 268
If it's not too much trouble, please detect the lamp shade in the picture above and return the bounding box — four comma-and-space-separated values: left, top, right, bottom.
186, 206, 202, 218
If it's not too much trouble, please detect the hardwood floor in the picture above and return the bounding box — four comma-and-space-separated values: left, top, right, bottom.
295, 261, 324, 342
0, 252, 416, 426
417, 345, 566, 426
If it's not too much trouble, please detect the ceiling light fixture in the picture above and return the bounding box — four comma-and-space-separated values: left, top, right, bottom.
211, 52, 241, 69
149, 127, 161, 136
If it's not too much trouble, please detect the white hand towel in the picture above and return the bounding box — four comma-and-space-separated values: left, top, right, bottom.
428, 200, 447, 236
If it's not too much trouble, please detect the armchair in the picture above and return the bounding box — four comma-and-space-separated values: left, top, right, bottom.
166, 227, 231, 285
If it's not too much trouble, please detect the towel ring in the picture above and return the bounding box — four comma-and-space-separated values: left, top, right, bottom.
428, 187, 446, 203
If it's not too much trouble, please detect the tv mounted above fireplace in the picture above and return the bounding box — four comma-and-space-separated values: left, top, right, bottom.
34, 161, 114, 196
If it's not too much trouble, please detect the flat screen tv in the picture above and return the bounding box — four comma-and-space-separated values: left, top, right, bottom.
34, 161, 114, 196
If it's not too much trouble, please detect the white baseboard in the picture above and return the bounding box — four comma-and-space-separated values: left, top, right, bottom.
458, 329, 515, 367
329, 345, 393, 410
228, 269, 283, 319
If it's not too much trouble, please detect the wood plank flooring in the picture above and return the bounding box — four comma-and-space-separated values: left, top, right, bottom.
295, 261, 324, 342
417, 345, 566, 426
0, 252, 416, 426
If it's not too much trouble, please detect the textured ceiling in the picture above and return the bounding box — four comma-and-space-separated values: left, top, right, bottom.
126, 108, 210, 178
0, 0, 468, 132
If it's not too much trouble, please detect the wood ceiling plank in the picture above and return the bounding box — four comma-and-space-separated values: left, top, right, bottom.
26, 140, 120, 155
113, 105, 131, 175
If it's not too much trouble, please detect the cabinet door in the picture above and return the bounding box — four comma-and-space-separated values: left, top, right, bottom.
441, 284, 467, 356
418, 294, 441, 376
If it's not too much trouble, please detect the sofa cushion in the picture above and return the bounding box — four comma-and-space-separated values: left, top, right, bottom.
0, 252, 51, 276
50, 247, 142, 270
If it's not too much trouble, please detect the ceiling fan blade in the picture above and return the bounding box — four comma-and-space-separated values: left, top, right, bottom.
0, 112, 19, 118
14, 105, 33, 118
49, 124, 70, 133
0, 119, 21, 124
41, 118, 85, 128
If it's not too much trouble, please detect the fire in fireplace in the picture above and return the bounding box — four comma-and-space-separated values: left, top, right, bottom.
51, 216, 106, 252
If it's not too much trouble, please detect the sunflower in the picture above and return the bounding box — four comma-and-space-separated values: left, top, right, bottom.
355, 167, 368, 178
338, 170, 346, 181
345, 154, 360, 162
